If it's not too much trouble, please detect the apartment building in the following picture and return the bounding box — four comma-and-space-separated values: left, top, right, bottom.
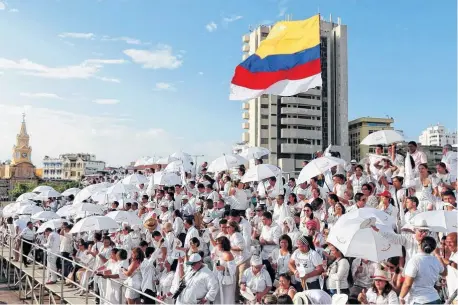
43, 153, 106, 181
419, 124, 457, 147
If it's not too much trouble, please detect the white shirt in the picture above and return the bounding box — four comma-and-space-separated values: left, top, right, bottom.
379, 231, 419, 265
184, 226, 200, 249
19, 227, 35, 241
366, 288, 399, 304
260, 224, 281, 260
326, 258, 350, 289
300, 290, 332, 305
411, 150, 427, 172
404, 252, 443, 304
351, 259, 377, 288
442, 151, 458, 180
238, 218, 252, 250
175, 265, 219, 304
59, 231, 73, 253
140, 256, 157, 292
230, 232, 250, 265
44, 232, 61, 253
241, 267, 272, 293
290, 249, 323, 283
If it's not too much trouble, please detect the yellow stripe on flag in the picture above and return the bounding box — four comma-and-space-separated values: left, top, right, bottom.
255, 15, 320, 59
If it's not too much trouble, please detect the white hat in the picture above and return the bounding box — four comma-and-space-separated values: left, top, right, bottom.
411, 218, 430, 230
160, 201, 168, 208
350, 159, 357, 164
121, 221, 129, 229
182, 195, 189, 201
293, 292, 310, 304
250, 255, 262, 266
146, 201, 155, 208
297, 189, 306, 196
186, 253, 202, 265
371, 268, 391, 281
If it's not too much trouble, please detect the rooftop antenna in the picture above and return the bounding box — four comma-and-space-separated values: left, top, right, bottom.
329, 13, 332, 24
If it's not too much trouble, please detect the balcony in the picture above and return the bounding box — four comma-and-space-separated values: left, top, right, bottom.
281, 118, 322, 127
242, 102, 249, 110
281, 129, 322, 139
242, 122, 249, 129
242, 112, 249, 119
242, 132, 249, 142
243, 34, 250, 43
281, 96, 321, 106
281, 144, 320, 154
242, 44, 250, 52
281, 107, 321, 116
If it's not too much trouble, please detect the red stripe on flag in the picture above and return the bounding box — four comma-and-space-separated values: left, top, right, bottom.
231, 58, 321, 90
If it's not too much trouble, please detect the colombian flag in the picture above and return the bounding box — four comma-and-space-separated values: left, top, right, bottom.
230, 15, 322, 100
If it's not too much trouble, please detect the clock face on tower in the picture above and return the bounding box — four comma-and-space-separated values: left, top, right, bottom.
21, 152, 27, 158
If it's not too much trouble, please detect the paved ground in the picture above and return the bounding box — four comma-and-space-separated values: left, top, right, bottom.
0, 283, 22, 304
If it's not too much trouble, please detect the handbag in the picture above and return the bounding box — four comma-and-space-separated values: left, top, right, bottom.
222, 266, 233, 285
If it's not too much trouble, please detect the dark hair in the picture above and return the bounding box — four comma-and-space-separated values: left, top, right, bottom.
139, 240, 148, 247
228, 221, 240, 232
190, 237, 200, 247
289, 193, 298, 204
118, 249, 128, 260
354, 193, 364, 202
303, 203, 315, 219
277, 295, 293, 305
94, 232, 102, 242
334, 202, 346, 214
328, 193, 339, 203
216, 236, 231, 252
145, 247, 155, 258
371, 280, 394, 297
362, 183, 372, 192
279, 234, 293, 253
442, 190, 456, 199
408, 141, 417, 147
392, 176, 404, 184
355, 164, 363, 171
132, 247, 145, 262
421, 236, 437, 254
310, 198, 323, 211
262, 211, 273, 220
407, 196, 419, 207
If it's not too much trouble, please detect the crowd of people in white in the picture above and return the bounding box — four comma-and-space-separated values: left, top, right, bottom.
2, 142, 458, 305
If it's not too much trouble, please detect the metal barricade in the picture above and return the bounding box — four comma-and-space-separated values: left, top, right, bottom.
0, 231, 166, 305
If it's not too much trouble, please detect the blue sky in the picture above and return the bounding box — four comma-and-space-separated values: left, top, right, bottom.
0, 0, 455, 165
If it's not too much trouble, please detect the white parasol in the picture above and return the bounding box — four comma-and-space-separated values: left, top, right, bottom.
34, 189, 62, 200
70, 216, 119, 233
239, 147, 270, 160
207, 154, 247, 172
241, 164, 282, 183
122, 173, 148, 185
156, 156, 179, 165
153, 172, 182, 186
36, 219, 64, 234
61, 188, 81, 197
297, 156, 345, 184
31, 211, 60, 221
18, 205, 44, 216
32, 185, 56, 193
360, 130, 404, 146
105, 211, 142, 225
409, 210, 458, 233
327, 217, 401, 262
16, 192, 37, 201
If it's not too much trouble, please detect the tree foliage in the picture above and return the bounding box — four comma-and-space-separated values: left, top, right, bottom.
9, 180, 81, 200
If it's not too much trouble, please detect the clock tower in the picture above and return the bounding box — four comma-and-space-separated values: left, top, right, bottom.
11, 113, 32, 165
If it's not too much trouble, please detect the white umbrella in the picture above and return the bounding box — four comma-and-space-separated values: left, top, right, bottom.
156, 156, 179, 165
105, 211, 142, 225
360, 130, 404, 146
207, 154, 247, 172
145, 156, 158, 165
241, 164, 282, 183
16, 192, 37, 201
31, 211, 60, 221
164, 160, 193, 173
37, 219, 64, 234
3, 201, 35, 218
56, 205, 75, 218
341, 208, 396, 227
72, 202, 104, 215
34, 189, 62, 200
61, 188, 81, 197
70, 216, 119, 233
170, 151, 193, 163
75, 182, 111, 203
409, 210, 458, 233
32, 185, 55, 193
297, 156, 345, 184
153, 172, 182, 186
239, 147, 270, 160
18, 205, 44, 216
327, 217, 401, 262
122, 173, 148, 185
106, 182, 139, 196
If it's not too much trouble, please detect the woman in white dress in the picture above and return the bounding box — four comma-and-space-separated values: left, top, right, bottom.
123, 247, 144, 304
349, 165, 370, 194
270, 235, 293, 286
96, 248, 119, 304
433, 162, 456, 196
103, 249, 129, 305
213, 236, 236, 304
413, 163, 436, 212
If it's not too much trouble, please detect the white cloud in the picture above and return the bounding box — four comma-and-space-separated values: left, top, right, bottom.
123, 44, 183, 70
0, 104, 232, 166
95, 76, 121, 83
0, 57, 124, 80
198, 72, 204, 75
93, 99, 120, 105
0, 2, 5, 10
9, 8, 18, 13
222, 15, 243, 25
153, 82, 176, 91
102, 36, 144, 45
205, 22, 217, 32
20, 92, 63, 100
58, 32, 95, 39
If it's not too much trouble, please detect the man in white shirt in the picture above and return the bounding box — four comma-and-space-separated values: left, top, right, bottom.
258, 211, 281, 282
18, 221, 35, 267
442, 144, 458, 180
59, 223, 74, 277
408, 141, 427, 172
43, 228, 61, 284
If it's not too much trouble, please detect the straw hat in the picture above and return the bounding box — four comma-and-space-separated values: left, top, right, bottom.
143, 218, 157, 230
371, 268, 391, 281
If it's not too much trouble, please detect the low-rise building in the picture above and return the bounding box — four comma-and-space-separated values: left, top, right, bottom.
42, 156, 63, 180
60, 153, 106, 181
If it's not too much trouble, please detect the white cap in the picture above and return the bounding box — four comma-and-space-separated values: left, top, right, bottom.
250, 255, 262, 266
297, 189, 306, 196
160, 202, 168, 208
350, 159, 357, 164
182, 195, 189, 201
186, 253, 202, 265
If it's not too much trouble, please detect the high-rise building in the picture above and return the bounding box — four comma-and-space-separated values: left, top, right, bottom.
419, 124, 457, 147
348, 117, 394, 161
240, 16, 349, 176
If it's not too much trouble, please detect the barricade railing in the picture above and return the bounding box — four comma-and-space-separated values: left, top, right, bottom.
0, 231, 166, 305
